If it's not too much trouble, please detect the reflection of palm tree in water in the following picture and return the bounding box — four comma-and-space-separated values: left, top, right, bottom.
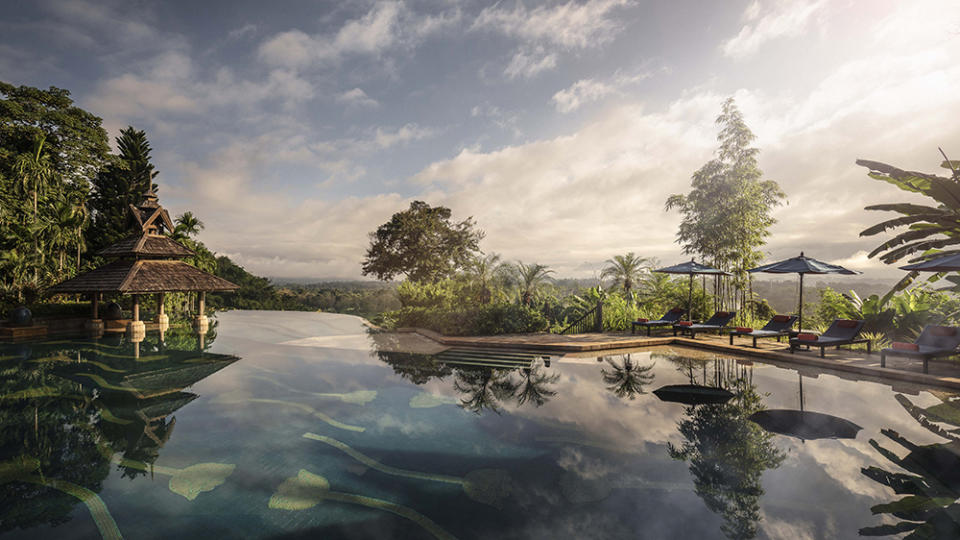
601, 354, 655, 400
454, 367, 519, 414
515, 358, 560, 407
668, 365, 784, 540
860, 393, 960, 538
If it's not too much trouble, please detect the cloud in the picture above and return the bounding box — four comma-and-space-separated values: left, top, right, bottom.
257, 1, 459, 69
226, 23, 258, 41
722, 0, 826, 59
471, 103, 522, 137
87, 49, 316, 130
504, 47, 558, 79
553, 79, 615, 113
473, 0, 631, 49
336, 87, 379, 108
473, 0, 632, 77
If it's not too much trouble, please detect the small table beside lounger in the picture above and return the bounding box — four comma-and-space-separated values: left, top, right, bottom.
673, 311, 738, 339
729, 315, 797, 348
632, 308, 686, 336
880, 325, 960, 374
789, 319, 869, 358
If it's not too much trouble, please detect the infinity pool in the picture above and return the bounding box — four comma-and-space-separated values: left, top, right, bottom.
2, 310, 958, 539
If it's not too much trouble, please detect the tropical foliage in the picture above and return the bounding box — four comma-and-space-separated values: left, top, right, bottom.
859, 152, 960, 293
600, 252, 652, 298
666, 98, 786, 320
0, 81, 303, 317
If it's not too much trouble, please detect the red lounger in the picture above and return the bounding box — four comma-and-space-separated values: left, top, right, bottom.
789, 319, 868, 358
880, 325, 960, 373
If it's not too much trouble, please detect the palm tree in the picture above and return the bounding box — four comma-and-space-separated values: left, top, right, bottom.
453, 367, 519, 414
175, 211, 204, 238
48, 197, 78, 272
66, 192, 89, 271
13, 135, 55, 222
600, 252, 652, 298
511, 262, 554, 307
514, 359, 560, 407
858, 154, 960, 293
601, 354, 655, 400
467, 253, 508, 305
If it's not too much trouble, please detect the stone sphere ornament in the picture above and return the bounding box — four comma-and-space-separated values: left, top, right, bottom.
103, 302, 123, 320
9, 305, 32, 326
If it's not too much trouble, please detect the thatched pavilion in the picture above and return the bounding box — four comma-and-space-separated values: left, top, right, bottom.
48, 190, 238, 339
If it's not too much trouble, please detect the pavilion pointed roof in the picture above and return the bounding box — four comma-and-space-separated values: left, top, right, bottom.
48, 190, 239, 296
97, 233, 195, 259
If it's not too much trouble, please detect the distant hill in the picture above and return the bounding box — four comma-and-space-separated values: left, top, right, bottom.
752, 277, 895, 313
269, 277, 394, 288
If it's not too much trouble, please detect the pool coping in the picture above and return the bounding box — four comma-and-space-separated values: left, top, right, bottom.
397, 327, 960, 392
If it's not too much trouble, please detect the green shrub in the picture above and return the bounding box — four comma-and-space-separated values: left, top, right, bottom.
385, 303, 548, 336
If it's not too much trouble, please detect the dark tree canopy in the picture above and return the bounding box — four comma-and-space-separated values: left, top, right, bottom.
361, 201, 484, 282
87, 126, 160, 254
0, 82, 109, 185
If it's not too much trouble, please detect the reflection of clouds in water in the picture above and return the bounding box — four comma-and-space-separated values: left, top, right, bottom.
760, 512, 822, 540
554, 447, 620, 481
802, 439, 897, 499
500, 362, 684, 454
373, 413, 438, 437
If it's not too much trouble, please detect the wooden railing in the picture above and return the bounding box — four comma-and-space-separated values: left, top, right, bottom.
560, 301, 603, 335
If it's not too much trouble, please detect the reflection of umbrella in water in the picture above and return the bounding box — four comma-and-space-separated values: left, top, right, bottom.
654, 260, 730, 320
748, 252, 859, 332
749, 373, 862, 440
654, 384, 734, 405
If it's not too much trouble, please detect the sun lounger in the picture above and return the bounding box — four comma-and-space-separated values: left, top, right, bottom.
729, 315, 797, 347
673, 311, 737, 339
789, 319, 868, 358
631, 308, 686, 336
880, 325, 960, 374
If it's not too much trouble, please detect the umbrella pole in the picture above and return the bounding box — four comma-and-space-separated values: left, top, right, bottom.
798, 373, 804, 412
798, 273, 804, 331
688, 273, 693, 319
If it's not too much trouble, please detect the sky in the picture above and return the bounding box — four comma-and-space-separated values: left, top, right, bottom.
2, 0, 959, 281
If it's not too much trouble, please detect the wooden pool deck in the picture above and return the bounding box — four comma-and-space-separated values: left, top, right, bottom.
401, 328, 960, 392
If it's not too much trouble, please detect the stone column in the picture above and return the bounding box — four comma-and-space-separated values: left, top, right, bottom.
127, 294, 145, 341
155, 292, 169, 331
85, 292, 104, 336
192, 291, 208, 333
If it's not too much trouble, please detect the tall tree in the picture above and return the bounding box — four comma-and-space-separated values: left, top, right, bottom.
88, 127, 160, 253
361, 201, 484, 282
511, 261, 554, 307
666, 98, 785, 315
13, 135, 54, 222
0, 82, 109, 186
0, 82, 107, 294
600, 252, 652, 299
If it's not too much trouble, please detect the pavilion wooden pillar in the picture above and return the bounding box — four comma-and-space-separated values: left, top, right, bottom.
155, 292, 169, 330
193, 291, 208, 333
127, 293, 145, 342
85, 293, 104, 336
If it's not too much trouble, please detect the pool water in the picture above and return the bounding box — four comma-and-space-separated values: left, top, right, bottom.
2, 310, 959, 539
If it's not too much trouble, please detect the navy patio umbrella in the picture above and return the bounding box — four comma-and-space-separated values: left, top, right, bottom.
654, 260, 730, 320
899, 252, 960, 272
748, 252, 859, 332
